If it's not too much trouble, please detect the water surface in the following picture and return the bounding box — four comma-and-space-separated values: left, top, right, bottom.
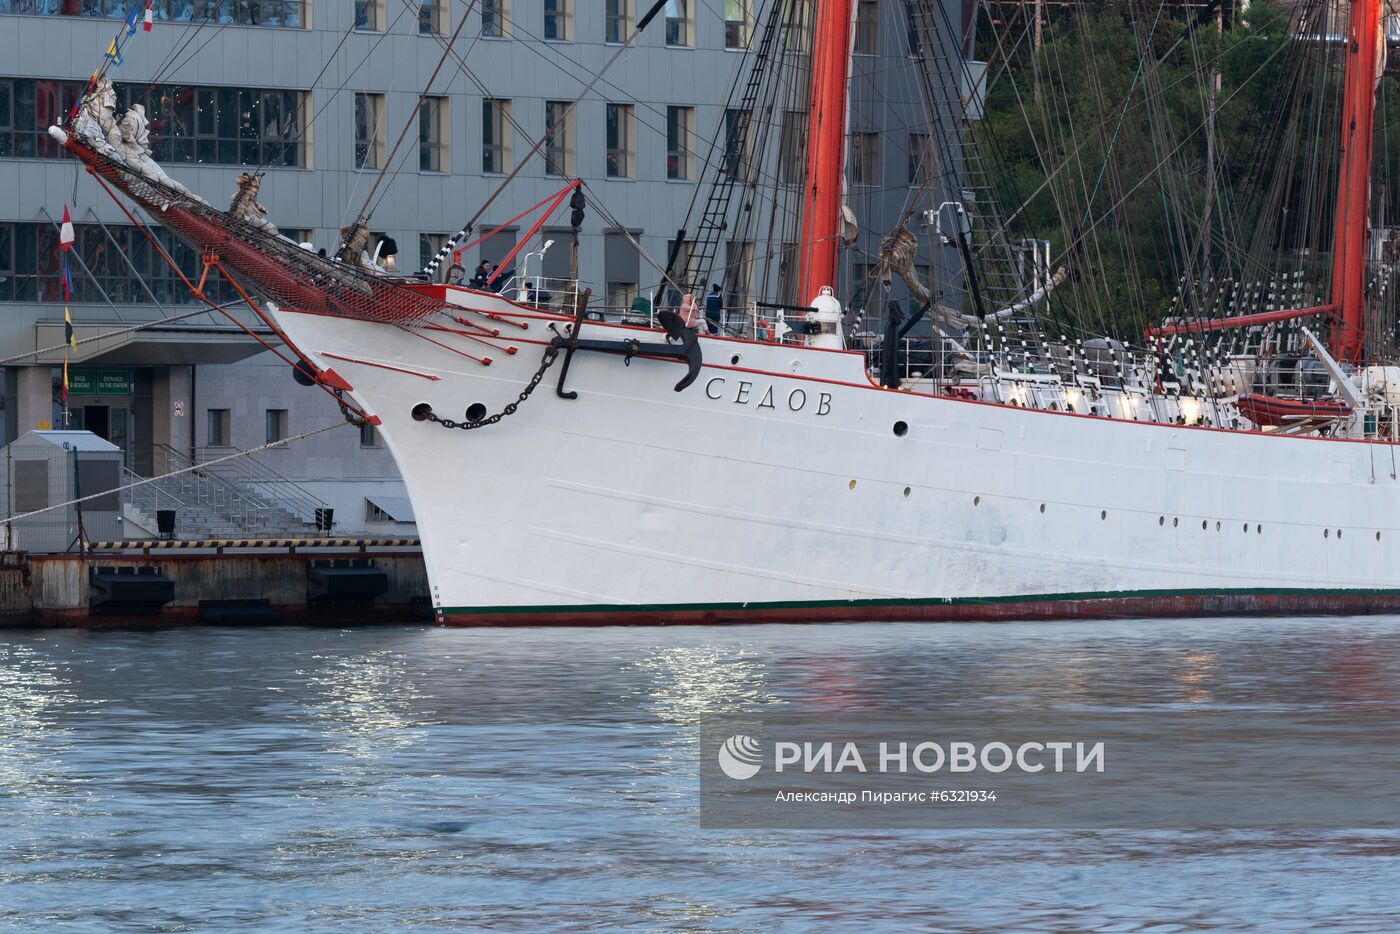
1, 617, 1398, 931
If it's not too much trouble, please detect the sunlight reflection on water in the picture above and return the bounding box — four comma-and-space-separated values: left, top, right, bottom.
0, 617, 1397, 932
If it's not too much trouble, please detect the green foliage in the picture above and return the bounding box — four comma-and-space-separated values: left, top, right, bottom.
974, 1, 1297, 337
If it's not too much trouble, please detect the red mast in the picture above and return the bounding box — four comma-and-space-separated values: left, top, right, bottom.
797, 0, 854, 304
1329, 0, 1384, 363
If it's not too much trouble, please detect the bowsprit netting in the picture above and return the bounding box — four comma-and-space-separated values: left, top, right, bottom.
55, 130, 446, 328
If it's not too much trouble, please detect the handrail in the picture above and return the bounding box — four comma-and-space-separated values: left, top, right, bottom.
120, 466, 184, 511
153, 443, 271, 514
189, 443, 329, 523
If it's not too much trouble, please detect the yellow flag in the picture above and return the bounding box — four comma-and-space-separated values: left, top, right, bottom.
65, 305, 76, 350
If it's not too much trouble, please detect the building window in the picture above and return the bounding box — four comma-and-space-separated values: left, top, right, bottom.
420, 233, 449, 273
366, 499, 393, 523
360, 423, 380, 447
419, 0, 446, 34
666, 105, 692, 180
779, 110, 806, 184
544, 100, 574, 177
854, 0, 878, 55
607, 282, 638, 309
355, 93, 384, 170
851, 131, 879, 186
605, 0, 631, 43
906, 5, 924, 56
0, 80, 306, 166
482, 98, 511, 174
777, 241, 800, 304
606, 103, 633, 179
265, 409, 288, 444
419, 97, 447, 172
725, 240, 754, 309
0, 221, 239, 305
908, 132, 932, 184
543, 0, 571, 40
723, 108, 751, 180
482, 0, 507, 37
0, 0, 305, 27
355, 0, 382, 31
207, 409, 231, 447
724, 0, 751, 49
778, 0, 810, 53
664, 0, 691, 47
663, 237, 690, 305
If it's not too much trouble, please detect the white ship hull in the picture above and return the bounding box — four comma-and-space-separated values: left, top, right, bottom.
271, 292, 1400, 625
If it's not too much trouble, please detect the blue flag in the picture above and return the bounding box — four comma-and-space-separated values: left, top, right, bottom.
105, 39, 123, 66
125, 4, 140, 35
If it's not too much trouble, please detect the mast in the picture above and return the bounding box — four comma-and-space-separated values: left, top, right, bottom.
796, 0, 854, 303
1329, 0, 1385, 363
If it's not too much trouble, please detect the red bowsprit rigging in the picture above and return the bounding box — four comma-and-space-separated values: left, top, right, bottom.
55, 129, 446, 329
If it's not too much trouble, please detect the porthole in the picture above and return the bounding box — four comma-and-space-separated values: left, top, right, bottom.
730, 353, 741, 365
1159, 516, 1166, 526
1039, 503, 1046, 514
1216, 521, 1221, 531
1243, 523, 1249, 533
1325, 529, 1330, 538
1101, 510, 1107, 520
465, 402, 489, 422
974, 496, 981, 506
1172, 517, 1179, 528
848, 480, 857, 491
1378, 532, 1383, 541
1256, 524, 1262, 534
1337, 529, 1343, 539
893, 421, 909, 437
1201, 520, 1208, 530
903, 487, 912, 498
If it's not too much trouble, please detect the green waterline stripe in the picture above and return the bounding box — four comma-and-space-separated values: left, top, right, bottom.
435, 586, 1400, 616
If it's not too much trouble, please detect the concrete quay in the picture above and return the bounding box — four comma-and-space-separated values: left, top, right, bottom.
0, 540, 429, 627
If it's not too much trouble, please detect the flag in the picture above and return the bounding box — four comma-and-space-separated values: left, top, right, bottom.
125, 4, 140, 35
105, 39, 122, 66
62, 357, 69, 403
65, 307, 76, 351
144, 5, 153, 30
59, 206, 74, 250
62, 263, 74, 302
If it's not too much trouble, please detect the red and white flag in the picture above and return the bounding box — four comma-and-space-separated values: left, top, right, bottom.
59, 206, 74, 251
143, 4, 153, 30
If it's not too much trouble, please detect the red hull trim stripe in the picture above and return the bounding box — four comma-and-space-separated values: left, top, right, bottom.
434, 587, 1400, 626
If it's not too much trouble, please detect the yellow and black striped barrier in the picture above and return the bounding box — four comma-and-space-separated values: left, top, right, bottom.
88, 538, 421, 551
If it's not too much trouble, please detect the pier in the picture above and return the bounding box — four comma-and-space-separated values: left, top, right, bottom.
0, 539, 428, 627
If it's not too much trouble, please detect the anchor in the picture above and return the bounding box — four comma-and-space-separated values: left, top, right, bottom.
554, 301, 703, 399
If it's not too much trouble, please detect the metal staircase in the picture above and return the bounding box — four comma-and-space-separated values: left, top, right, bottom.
120, 444, 328, 539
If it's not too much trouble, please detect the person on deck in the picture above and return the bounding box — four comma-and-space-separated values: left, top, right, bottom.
704, 284, 723, 335
446, 263, 466, 285
471, 261, 493, 289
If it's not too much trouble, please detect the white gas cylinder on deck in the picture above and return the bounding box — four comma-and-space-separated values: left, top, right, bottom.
806, 286, 844, 350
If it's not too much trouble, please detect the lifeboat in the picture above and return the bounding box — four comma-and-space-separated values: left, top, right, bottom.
1237, 392, 1353, 428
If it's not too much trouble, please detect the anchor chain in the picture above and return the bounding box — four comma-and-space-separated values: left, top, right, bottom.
332, 388, 369, 427
416, 339, 564, 430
